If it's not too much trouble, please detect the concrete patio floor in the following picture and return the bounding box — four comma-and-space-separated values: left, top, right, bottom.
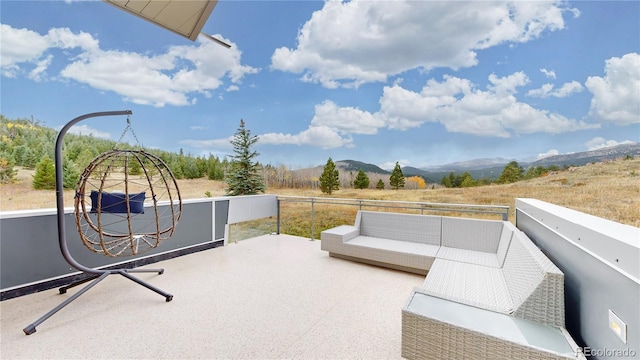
0, 234, 424, 359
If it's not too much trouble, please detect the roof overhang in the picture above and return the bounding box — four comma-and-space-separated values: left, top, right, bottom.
103, 0, 218, 41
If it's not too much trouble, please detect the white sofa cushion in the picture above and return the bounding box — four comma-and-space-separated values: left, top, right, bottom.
441, 216, 503, 253
422, 259, 513, 313
435, 246, 501, 268
348, 236, 440, 257
360, 211, 441, 245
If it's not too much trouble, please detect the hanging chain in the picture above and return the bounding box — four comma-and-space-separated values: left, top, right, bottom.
115, 116, 142, 150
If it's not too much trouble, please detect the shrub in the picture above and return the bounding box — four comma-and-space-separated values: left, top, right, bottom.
33, 157, 56, 189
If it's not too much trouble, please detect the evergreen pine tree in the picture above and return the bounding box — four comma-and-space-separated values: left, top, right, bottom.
207, 154, 224, 180
459, 172, 475, 187
0, 154, 17, 184
128, 156, 143, 176
33, 157, 56, 189
497, 161, 524, 184
389, 161, 405, 190
448, 172, 457, 187
441, 174, 453, 188
225, 119, 265, 196
182, 157, 201, 179
319, 157, 340, 194
62, 158, 80, 189
376, 179, 385, 190
353, 169, 370, 189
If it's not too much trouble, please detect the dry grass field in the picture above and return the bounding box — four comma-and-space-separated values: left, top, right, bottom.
1, 158, 638, 229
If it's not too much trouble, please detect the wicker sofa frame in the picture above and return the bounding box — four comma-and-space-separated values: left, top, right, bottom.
321, 210, 564, 325
321, 210, 577, 358
402, 289, 584, 360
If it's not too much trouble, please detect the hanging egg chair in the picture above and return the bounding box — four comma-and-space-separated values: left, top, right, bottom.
74, 149, 182, 257
24, 111, 180, 336
73, 116, 181, 258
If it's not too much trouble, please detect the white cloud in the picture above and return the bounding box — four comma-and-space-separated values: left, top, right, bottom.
0, 24, 51, 77
66, 124, 111, 139
181, 125, 354, 151
554, 81, 584, 97
180, 136, 234, 150
195, 99, 377, 151
537, 149, 559, 160
540, 68, 556, 79
61, 50, 192, 107
584, 137, 636, 151
189, 126, 206, 131
260, 126, 354, 149
378, 73, 598, 137
526, 83, 554, 98
28, 55, 53, 81
289, 72, 598, 146
527, 80, 583, 98
585, 53, 640, 125
182, 68, 603, 152
311, 100, 384, 135
271, 1, 575, 88
47, 27, 99, 51
0, 25, 100, 80
0, 24, 258, 107
488, 72, 529, 96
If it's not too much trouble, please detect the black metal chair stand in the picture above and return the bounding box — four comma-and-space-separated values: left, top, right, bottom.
23, 111, 174, 335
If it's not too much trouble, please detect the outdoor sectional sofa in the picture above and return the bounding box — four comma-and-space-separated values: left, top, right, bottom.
321, 210, 583, 359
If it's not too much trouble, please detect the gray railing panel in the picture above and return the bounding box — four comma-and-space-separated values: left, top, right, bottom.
1, 201, 214, 291
515, 198, 639, 359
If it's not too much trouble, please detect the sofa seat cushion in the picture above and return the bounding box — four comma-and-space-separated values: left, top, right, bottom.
347, 236, 440, 257
422, 259, 514, 314
436, 246, 501, 268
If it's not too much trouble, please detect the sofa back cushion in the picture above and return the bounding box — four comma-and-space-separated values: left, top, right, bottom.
496, 222, 516, 267
441, 217, 503, 253
501, 231, 545, 308
359, 211, 441, 245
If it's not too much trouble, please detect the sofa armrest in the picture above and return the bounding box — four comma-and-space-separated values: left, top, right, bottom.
321, 225, 360, 253
322, 225, 359, 242
402, 289, 584, 360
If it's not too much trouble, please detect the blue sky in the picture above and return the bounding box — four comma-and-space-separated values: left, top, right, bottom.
1, 1, 639, 170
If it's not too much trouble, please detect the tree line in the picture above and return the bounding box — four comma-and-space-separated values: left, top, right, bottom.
318, 158, 408, 194
439, 161, 562, 188
0, 115, 587, 194
0, 115, 227, 188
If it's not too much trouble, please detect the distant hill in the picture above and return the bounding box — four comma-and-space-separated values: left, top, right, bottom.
421, 158, 512, 172
335, 160, 390, 174
329, 161, 504, 183
530, 143, 640, 168
403, 166, 506, 183
290, 143, 640, 186
401, 166, 437, 183
328, 143, 640, 184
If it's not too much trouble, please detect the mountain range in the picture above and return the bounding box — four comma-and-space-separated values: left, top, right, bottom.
333, 142, 640, 183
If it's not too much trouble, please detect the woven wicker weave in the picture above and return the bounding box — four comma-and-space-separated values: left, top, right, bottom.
422, 259, 513, 313
423, 231, 565, 327
359, 211, 441, 245
321, 212, 441, 273
320, 210, 572, 358
401, 290, 583, 360
441, 216, 503, 253
434, 246, 502, 267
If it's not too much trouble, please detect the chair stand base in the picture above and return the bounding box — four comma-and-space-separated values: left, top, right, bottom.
23, 268, 171, 335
